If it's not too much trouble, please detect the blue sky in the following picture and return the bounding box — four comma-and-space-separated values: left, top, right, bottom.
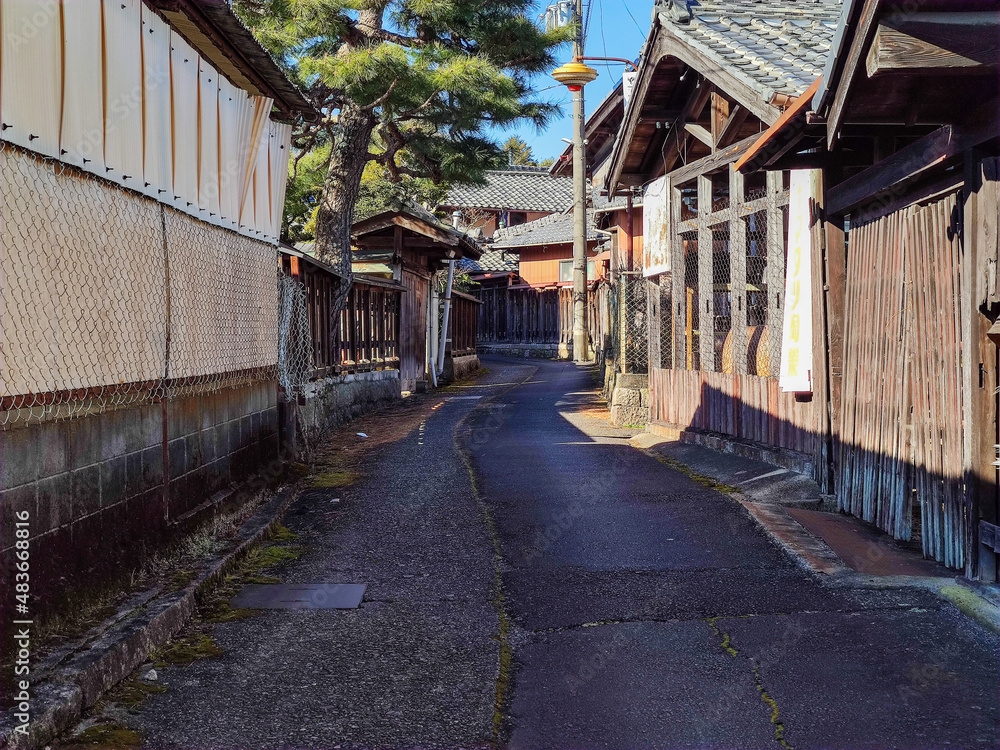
501, 0, 652, 163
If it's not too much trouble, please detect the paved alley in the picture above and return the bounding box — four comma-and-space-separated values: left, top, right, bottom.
128, 357, 999, 750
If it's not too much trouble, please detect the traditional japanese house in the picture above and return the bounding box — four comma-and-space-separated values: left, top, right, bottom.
438, 166, 574, 239
736, 0, 1000, 578
458, 248, 520, 289
475, 211, 608, 359
351, 206, 483, 392
605, 0, 843, 479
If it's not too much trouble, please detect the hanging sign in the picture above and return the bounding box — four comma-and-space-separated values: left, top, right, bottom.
779, 170, 814, 393
643, 175, 671, 277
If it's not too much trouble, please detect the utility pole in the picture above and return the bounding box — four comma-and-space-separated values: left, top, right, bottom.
571, 0, 588, 363
552, 4, 598, 362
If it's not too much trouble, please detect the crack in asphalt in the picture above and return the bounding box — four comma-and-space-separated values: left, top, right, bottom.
706, 617, 795, 749
454, 365, 539, 747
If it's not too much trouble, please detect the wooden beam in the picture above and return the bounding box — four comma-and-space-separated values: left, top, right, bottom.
670, 181, 685, 369
716, 105, 750, 149
711, 92, 730, 151
827, 121, 997, 216
826, 0, 882, 150
729, 164, 748, 374
660, 35, 780, 124
684, 122, 715, 150
666, 133, 760, 186
866, 14, 1000, 77
826, 124, 964, 217
765, 171, 784, 381
698, 174, 715, 370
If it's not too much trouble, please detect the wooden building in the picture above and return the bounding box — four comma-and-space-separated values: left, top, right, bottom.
736, 0, 1000, 578
492, 212, 606, 288
438, 166, 573, 239
352, 206, 483, 392
605, 0, 842, 479
475, 210, 609, 360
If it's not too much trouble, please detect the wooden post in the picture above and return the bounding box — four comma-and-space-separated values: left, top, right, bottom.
648, 276, 661, 371
766, 171, 786, 377
698, 174, 715, 371
807, 169, 833, 494
729, 164, 748, 375
822, 188, 848, 500
964, 151, 1000, 581
671, 182, 685, 371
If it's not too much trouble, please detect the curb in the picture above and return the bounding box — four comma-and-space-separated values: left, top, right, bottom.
1, 486, 298, 750
626, 431, 1000, 636
940, 584, 1000, 636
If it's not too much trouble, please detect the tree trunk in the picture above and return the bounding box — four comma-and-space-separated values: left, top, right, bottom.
313, 101, 375, 313
312, 6, 384, 315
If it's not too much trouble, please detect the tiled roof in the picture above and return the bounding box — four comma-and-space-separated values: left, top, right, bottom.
492, 211, 601, 250
662, 0, 842, 100
592, 189, 643, 214
458, 249, 518, 275
442, 168, 574, 212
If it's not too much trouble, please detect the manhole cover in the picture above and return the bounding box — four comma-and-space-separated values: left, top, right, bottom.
231, 583, 366, 610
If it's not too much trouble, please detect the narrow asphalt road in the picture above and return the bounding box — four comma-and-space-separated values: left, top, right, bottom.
126, 356, 999, 750
464, 357, 1000, 750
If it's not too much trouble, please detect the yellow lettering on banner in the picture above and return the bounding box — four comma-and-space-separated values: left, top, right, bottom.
790, 313, 800, 343
788, 349, 800, 376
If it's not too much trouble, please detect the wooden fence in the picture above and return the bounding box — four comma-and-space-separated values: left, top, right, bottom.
451, 291, 480, 356
649, 368, 822, 458
331, 280, 401, 375
838, 191, 966, 568
282, 252, 401, 378
476, 283, 612, 350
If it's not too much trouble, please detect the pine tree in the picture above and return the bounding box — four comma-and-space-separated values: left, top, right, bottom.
237, 0, 571, 310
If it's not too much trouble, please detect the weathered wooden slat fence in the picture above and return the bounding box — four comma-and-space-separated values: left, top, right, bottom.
649, 369, 822, 458
283, 253, 402, 378
838, 191, 966, 568
476, 284, 612, 352
332, 280, 401, 375
450, 291, 480, 356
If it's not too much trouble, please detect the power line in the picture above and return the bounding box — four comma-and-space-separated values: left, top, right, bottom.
620, 0, 644, 35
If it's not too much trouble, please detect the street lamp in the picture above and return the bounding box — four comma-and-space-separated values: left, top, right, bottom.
552, 56, 598, 363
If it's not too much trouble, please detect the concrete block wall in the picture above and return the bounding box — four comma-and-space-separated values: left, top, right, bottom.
0, 379, 278, 630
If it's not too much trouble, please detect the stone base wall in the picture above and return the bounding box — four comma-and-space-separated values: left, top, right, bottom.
291, 370, 402, 449
646, 421, 815, 477
445, 354, 480, 383
0, 380, 279, 634
478, 343, 582, 360
608, 373, 649, 427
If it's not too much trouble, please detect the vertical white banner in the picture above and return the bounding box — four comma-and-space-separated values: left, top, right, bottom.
643, 175, 671, 277
779, 170, 814, 393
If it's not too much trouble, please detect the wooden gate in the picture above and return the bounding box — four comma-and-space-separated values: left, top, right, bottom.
400, 269, 428, 392
838, 192, 966, 568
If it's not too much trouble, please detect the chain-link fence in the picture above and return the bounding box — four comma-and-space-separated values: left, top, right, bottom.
277, 274, 314, 397
668, 184, 786, 377
617, 271, 649, 373
0, 140, 279, 427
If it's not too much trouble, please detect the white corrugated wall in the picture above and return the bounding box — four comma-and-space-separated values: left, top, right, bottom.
0, 1, 291, 243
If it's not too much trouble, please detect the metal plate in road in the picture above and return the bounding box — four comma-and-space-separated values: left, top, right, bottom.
231, 583, 367, 609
